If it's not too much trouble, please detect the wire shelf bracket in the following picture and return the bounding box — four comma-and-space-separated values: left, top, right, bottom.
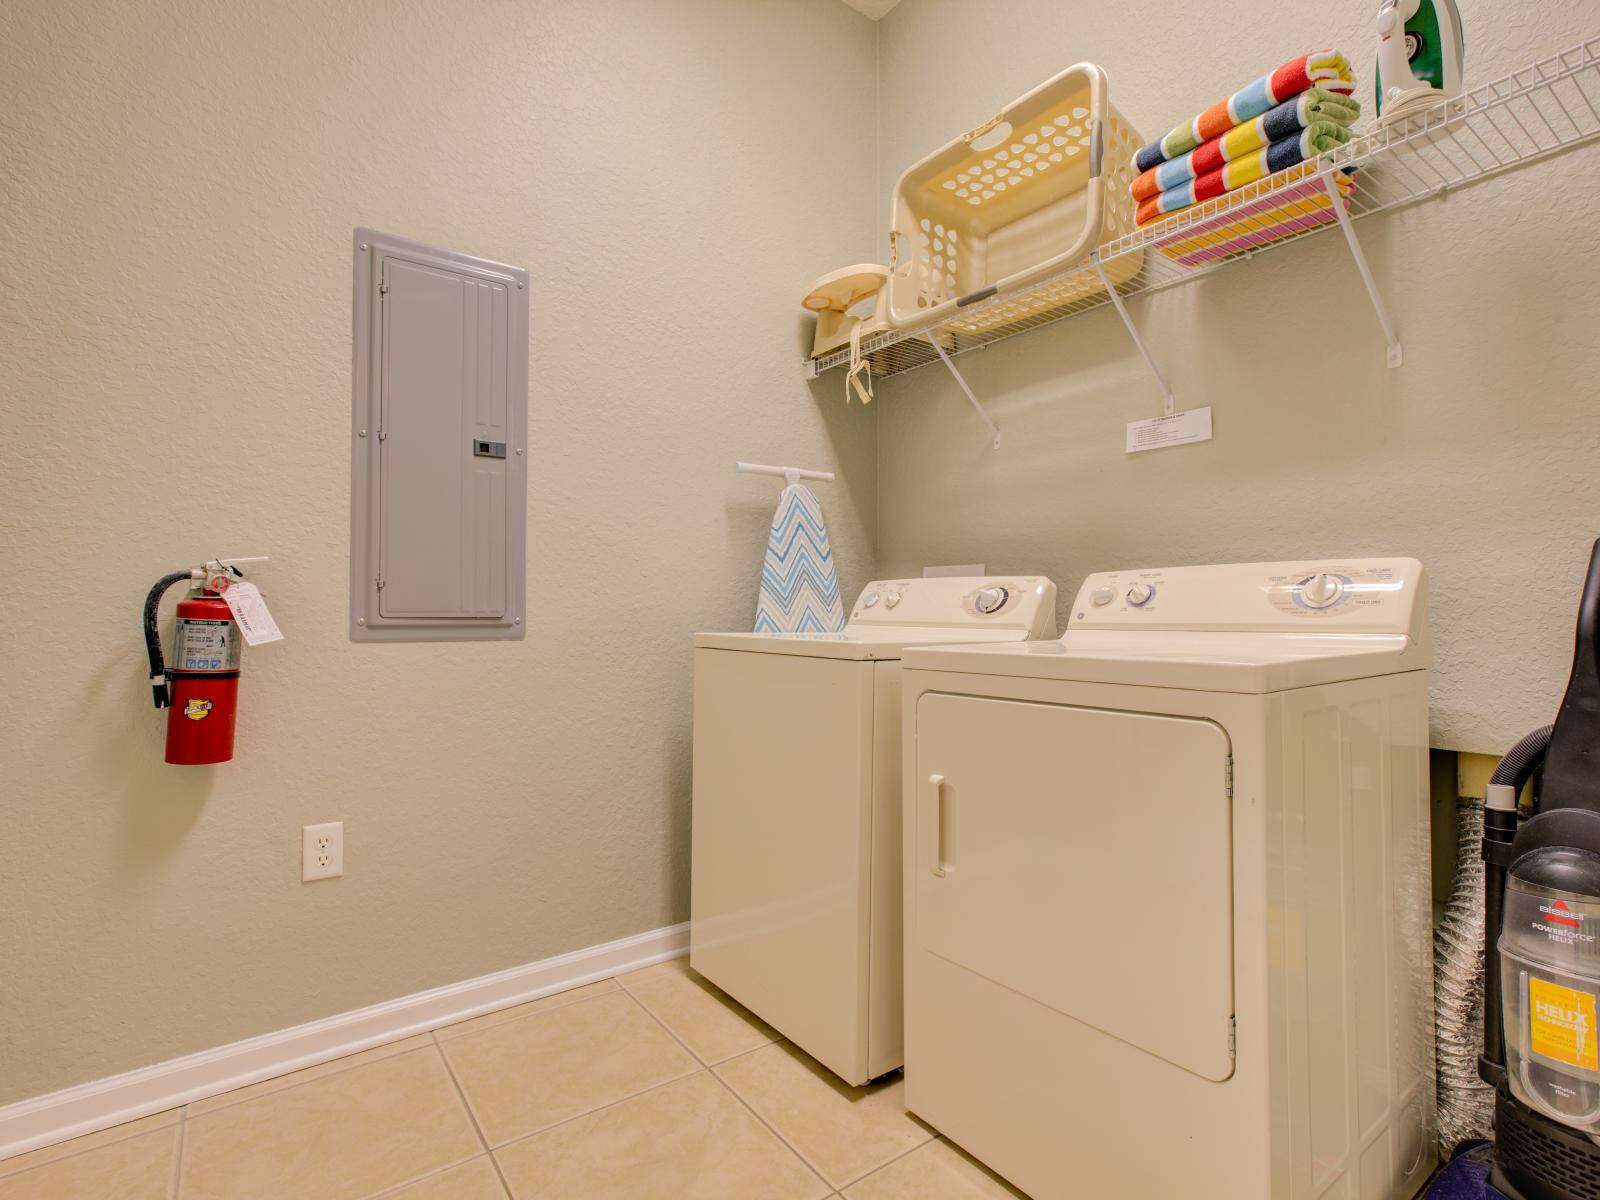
927, 334, 1001, 449
1091, 251, 1177, 417
1321, 167, 1403, 367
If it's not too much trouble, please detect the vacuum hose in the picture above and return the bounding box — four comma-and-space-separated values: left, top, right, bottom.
143, 572, 192, 709
1491, 726, 1558, 792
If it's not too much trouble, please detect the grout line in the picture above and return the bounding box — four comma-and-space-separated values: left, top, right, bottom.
609, 980, 873, 1193
609, 972, 718, 1068
440, 991, 700, 1151
359, 1149, 497, 1200
433, 980, 620, 1044
612, 968, 778, 1069
429, 1033, 515, 1198
709, 1046, 933, 1193
179, 1037, 433, 1119
0, 1111, 184, 1183
488, 1066, 707, 1160
180, 980, 620, 1126
702, 1068, 834, 1196
598, 983, 831, 1194
168, 1108, 186, 1200
831, 1129, 933, 1192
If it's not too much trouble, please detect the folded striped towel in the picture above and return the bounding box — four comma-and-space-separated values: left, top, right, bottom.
1134, 50, 1355, 173
1136, 124, 1352, 225
1131, 90, 1360, 202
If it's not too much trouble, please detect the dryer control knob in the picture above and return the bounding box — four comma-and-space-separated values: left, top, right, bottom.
884, 590, 903, 609
862, 592, 880, 609
1091, 586, 1115, 607
974, 586, 1008, 614
1301, 573, 1345, 609
1126, 583, 1155, 607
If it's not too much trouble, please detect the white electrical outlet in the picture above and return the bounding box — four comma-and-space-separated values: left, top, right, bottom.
302, 822, 344, 882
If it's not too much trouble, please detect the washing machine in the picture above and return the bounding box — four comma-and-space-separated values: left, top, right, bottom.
900, 559, 1437, 1200
691, 575, 1057, 1085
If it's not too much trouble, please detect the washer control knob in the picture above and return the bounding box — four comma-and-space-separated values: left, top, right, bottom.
1301, 573, 1345, 609
862, 592, 880, 609
884, 590, 903, 609
1090, 586, 1115, 607
974, 586, 1008, 614
1126, 583, 1156, 607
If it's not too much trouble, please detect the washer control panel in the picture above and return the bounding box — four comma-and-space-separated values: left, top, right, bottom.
849, 576, 1058, 637
1067, 559, 1425, 637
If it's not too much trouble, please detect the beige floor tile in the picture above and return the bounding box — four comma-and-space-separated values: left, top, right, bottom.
441, 991, 698, 1146
434, 979, 619, 1041
617, 958, 778, 1064
0, 1127, 175, 1200
843, 1138, 1029, 1199
188, 1033, 434, 1115
376, 1155, 508, 1199
494, 1071, 828, 1200
715, 1042, 933, 1188
181, 1045, 480, 1200
0, 1110, 178, 1179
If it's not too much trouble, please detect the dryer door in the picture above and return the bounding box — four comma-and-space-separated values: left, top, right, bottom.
914, 694, 1235, 1082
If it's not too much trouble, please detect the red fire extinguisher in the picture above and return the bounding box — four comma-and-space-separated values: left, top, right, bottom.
143, 558, 269, 765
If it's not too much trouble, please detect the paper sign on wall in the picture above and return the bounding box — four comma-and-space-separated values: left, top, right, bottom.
1126, 407, 1213, 454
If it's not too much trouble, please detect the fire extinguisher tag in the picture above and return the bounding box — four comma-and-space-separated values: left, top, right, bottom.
217, 580, 284, 646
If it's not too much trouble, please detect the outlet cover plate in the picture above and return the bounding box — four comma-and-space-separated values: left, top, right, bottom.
302, 822, 344, 882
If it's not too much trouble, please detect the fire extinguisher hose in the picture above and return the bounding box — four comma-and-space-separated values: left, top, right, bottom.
143, 571, 193, 708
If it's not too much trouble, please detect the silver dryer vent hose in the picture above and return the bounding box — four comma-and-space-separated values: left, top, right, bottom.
1435, 796, 1495, 1151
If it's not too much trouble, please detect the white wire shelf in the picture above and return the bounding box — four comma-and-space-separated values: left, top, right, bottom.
807, 36, 1600, 386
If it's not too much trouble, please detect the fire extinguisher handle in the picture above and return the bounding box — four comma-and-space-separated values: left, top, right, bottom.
143, 571, 193, 709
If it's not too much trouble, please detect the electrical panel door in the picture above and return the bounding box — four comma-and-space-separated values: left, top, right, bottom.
350, 229, 528, 640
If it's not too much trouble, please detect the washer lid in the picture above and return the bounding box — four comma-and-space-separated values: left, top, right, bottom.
902, 629, 1425, 692
695, 626, 1032, 661
696, 575, 1058, 660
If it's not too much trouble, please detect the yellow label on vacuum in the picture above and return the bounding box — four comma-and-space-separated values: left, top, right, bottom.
1529, 978, 1599, 1071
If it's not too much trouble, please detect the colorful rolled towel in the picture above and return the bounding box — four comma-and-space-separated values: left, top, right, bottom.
1134, 50, 1355, 173
1136, 124, 1352, 226
1131, 90, 1360, 202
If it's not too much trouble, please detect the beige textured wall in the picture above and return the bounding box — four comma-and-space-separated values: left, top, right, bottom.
873, 0, 1600, 752
0, 0, 878, 1104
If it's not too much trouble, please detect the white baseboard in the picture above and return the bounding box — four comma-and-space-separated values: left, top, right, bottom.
0, 922, 688, 1162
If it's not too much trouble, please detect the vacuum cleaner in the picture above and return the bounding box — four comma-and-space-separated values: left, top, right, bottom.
1375, 0, 1465, 123
1427, 539, 1600, 1200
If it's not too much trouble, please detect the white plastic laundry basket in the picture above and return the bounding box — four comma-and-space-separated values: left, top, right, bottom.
886, 63, 1143, 333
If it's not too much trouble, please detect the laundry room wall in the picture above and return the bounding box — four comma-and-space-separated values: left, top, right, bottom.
870, 0, 1600, 753
0, 0, 879, 1105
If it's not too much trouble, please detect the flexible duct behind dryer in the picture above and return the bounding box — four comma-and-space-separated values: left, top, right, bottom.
1437, 795, 1495, 1150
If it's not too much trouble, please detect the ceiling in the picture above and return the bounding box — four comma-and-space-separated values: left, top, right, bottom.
840, 0, 903, 19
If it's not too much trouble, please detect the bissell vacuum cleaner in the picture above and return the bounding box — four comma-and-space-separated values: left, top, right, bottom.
1428, 539, 1600, 1199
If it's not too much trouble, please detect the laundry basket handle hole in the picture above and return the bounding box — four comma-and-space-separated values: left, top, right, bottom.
967, 118, 1013, 153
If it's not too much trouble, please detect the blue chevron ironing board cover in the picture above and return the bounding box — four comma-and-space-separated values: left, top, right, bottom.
754, 484, 846, 634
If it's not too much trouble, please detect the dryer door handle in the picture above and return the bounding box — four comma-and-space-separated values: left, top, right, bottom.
925, 773, 951, 878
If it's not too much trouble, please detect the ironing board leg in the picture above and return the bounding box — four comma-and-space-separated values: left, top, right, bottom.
1092, 253, 1177, 416
926, 335, 1002, 449
1324, 168, 1404, 368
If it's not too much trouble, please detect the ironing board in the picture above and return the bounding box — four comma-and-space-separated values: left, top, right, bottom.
753, 481, 845, 634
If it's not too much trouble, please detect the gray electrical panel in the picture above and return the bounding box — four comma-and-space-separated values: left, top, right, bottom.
350, 229, 528, 641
